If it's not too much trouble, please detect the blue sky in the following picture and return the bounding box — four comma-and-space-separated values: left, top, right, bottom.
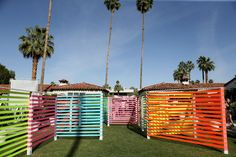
0, 0, 236, 88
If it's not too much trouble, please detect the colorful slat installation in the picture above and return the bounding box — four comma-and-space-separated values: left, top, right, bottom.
0, 90, 30, 157
27, 94, 57, 155
56, 92, 103, 140
108, 96, 138, 125
103, 97, 108, 124
146, 88, 228, 154
140, 96, 147, 131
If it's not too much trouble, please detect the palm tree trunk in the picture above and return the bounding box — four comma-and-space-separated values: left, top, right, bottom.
188, 72, 191, 83
40, 0, 53, 92
205, 70, 208, 84
32, 56, 38, 80
140, 13, 145, 89
105, 11, 114, 87
202, 70, 204, 83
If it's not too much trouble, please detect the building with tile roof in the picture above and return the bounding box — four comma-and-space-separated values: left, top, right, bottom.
140, 82, 224, 93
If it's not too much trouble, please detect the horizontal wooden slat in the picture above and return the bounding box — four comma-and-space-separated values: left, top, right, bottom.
146, 88, 228, 153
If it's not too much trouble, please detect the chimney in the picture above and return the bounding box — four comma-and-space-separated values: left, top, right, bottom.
59, 79, 69, 86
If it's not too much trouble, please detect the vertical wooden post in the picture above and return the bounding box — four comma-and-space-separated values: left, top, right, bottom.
27, 95, 33, 155
137, 97, 140, 127
141, 96, 144, 131
69, 95, 73, 133
220, 87, 229, 154
146, 93, 150, 139
107, 97, 110, 127
135, 97, 138, 125
192, 92, 197, 139
54, 96, 57, 141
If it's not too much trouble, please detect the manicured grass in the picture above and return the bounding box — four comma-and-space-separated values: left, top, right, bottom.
21, 125, 236, 157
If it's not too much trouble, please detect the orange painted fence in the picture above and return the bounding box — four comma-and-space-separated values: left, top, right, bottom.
146, 88, 228, 154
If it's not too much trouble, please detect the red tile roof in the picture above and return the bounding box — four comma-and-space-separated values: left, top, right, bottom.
40, 84, 52, 92
47, 82, 108, 92
140, 83, 224, 92
0, 83, 106, 92
0, 84, 10, 90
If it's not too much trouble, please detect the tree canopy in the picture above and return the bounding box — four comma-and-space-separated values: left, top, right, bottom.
19, 25, 54, 59
209, 79, 214, 83
136, 0, 153, 14
173, 60, 194, 83
114, 80, 123, 93
19, 25, 54, 80
197, 56, 215, 83
130, 86, 139, 96
0, 63, 15, 84
104, 0, 121, 13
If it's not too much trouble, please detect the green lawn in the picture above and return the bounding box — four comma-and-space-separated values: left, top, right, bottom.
21, 125, 236, 157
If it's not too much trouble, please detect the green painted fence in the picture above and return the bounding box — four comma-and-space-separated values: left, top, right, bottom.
103, 97, 108, 124
140, 96, 147, 131
0, 90, 30, 157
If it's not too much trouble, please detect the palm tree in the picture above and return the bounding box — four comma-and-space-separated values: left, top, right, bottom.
197, 56, 215, 83
186, 60, 195, 81
114, 80, 123, 95
173, 69, 183, 83
19, 26, 54, 80
104, 0, 121, 88
204, 57, 215, 83
197, 56, 206, 83
136, 0, 153, 89
40, 0, 53, 92
178, 61, 187, 73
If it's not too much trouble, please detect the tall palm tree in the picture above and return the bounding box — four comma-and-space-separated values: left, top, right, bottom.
197, 56, 206, 83
186, 60, 195, 81
137, 0, 153, 89
19, 26, 54, 80
204, 57, 215, 83
104, 0, 121, 88
40, 0, 53, 92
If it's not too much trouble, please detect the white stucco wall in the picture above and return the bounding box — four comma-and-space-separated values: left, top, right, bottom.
10, 79, 38, 92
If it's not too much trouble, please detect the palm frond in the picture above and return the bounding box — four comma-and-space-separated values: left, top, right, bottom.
19, 25, 54, 59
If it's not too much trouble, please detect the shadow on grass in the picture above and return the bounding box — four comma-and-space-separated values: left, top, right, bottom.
66, 137, 81, 157
227, 130, 236, 139
127, 123, 147, 138
19, 138, 54, 157
126, 101, 147, 138
32, 138, 54, 153
126, 106, 147, 138
152, 136, 223, 153
127, 123, 221, 153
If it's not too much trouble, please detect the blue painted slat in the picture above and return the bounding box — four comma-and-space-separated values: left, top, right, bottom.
56, 93, 103, 139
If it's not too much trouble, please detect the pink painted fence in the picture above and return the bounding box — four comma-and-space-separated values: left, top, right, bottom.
27, 94, 57, 155
108, 96, 138, 125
